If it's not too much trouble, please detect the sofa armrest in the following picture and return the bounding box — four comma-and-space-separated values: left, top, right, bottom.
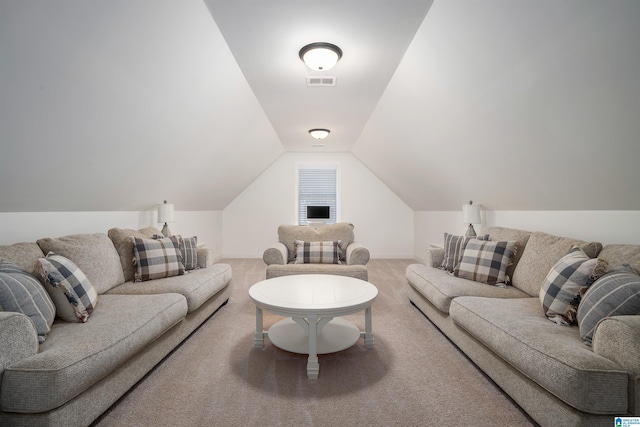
346, 242, 370, 265
593, 315, 640, 415
424, 247, 445, 267
263, 242, 288, 265
197, 245, 214, 268
0, 312, 39, 376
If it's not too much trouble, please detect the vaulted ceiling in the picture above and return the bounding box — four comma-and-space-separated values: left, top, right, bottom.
1, 0, 639, 213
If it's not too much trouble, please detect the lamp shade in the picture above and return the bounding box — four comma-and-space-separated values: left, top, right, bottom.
462, 203, 481, 224
299, 42, 342, 71
157, 201, 174, 224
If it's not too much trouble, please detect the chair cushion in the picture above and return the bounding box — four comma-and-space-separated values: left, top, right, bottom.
278, 223, 355, 263
450, 296, 628, 414
38, 253, 98, 323
294, 240, 342, 264
0, 261, 55, 343
266, 264, 368, 281
0, 293, 187, 414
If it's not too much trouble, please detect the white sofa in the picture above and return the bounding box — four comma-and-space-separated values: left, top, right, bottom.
0, 227, 232, 427
406, 227, 640, 427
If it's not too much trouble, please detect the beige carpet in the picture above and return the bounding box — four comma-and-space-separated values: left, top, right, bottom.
94, 259, 536, 427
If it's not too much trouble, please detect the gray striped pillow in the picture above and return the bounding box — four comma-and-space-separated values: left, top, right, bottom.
441, 233, 489, 272
577, 264, 640, 346
178, 236, 198, 270
0, 260, 56, 343
130, 236, 185, 282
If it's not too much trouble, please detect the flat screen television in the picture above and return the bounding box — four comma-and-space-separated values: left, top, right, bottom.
306, 205, 330, 220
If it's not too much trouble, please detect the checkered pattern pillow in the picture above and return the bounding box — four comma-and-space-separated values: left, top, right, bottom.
454, 239, 516, 286
38, 253, 98, 323
577, 264, 640, 345
178, 235, 198, 270
0, 260, 56, 342
539, 246, 608, 326
130, 236, 185, 282
294, 240, 342, 264
441, 233, 490, 272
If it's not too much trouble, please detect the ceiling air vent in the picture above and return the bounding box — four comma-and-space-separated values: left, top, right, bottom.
306, 76, 336, 87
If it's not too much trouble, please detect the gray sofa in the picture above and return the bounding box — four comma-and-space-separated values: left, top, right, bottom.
406, 226, 640, 427
263, 222, 370, 281
0, 227, 232, 427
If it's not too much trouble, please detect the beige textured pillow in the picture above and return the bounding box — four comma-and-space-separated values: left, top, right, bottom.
512, 231, 602, 297
107, 227, 161, 282
37, 233, 125, 294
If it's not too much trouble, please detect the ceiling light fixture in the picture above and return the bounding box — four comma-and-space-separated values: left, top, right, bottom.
309, 128, 330, 140
299, 42, 343, 71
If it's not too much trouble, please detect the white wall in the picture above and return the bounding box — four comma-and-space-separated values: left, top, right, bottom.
0, 211, 223, 261
223, 152, 414, 259
414, 210, 640, 260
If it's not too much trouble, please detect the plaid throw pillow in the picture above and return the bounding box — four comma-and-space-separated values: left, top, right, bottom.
38, 253, 98, 323
130, 236, 185, 282
441, 233, 490, 272
577, 264, 640, 345
178, 235, 198, 270
294, 240, 342, 264
539, 246, 608, 326
454, 239, 516, 286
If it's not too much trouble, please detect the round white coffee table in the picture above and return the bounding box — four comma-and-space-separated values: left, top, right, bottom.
249, 274, 378, 379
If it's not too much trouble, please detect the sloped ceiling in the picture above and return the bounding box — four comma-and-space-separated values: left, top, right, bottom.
1, 0, 639, 213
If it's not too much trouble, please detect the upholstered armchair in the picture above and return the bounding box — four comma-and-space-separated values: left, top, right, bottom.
263, 222, 370, 280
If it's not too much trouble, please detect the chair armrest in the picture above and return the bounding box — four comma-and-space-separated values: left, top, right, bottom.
0, 312, 39, 376
346, 242, 370, 265
424, 247, 445, 267
263, 242, 288, 265
197, 245, 214, 268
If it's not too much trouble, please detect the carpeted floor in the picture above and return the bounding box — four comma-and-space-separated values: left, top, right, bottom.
94, 259, 536, 426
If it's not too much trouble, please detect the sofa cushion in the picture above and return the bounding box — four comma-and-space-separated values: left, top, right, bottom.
38, 253, 98, 323
512, 231, 602, 297
107, 263, 232, 313
539, 246, 608, 326
454, 239, 516, 286
0, 242, 46, 277
130, 236, 185, 282
598, 244, 640, 273
0, 293, 187, 414
178, 235, 198, 270
405, 263, 528, 313
37, 233, 125, 294
440, 233, 489, 272
481, 227, 532, 281
0, 261, 56, 344
294, 240, 342, 264
278, 223, 355, 263
108, 227, 161, 282
450, 296, 628, 414
578, 264, 640, 345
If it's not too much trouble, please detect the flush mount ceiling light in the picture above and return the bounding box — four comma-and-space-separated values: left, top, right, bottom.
299, 42, 343, 71
309, 128, 330, 140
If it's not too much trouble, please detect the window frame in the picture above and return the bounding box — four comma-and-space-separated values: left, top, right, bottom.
295, 162, 340, 226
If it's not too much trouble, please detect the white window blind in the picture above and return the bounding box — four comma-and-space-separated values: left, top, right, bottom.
297, 168, 337, 225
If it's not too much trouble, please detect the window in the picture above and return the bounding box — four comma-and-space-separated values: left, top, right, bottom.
297, 165, 338, 225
